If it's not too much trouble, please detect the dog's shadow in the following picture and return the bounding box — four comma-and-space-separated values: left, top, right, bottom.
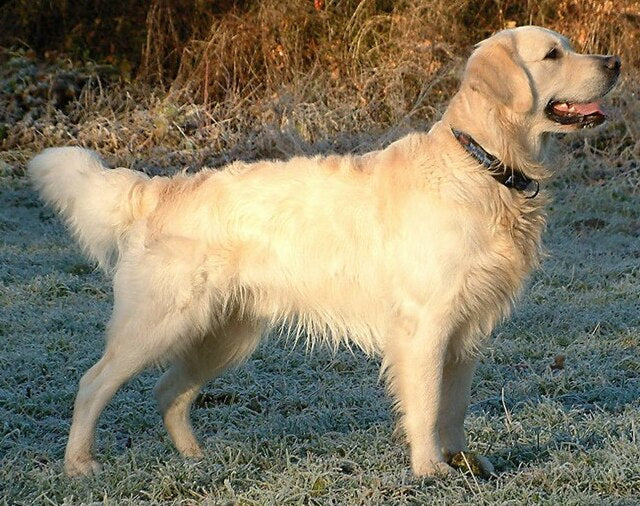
189, 336, 392, 441
185, 313, 636, 474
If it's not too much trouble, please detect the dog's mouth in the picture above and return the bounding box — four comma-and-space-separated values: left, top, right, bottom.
545, 100, 607, 128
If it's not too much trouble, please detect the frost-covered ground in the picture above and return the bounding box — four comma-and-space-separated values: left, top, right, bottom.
1, 50, 639, 504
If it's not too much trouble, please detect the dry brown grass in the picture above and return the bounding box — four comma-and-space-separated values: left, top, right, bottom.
149, 0, 640, 108
0, 0, 638, 179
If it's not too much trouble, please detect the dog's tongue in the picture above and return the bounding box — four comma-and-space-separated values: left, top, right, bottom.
553, 101, 604, 115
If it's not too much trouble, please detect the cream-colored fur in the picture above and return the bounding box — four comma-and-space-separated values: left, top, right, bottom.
28, 26, 619, 477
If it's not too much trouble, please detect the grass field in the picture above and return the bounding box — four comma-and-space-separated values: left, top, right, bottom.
1, 2, 640, 504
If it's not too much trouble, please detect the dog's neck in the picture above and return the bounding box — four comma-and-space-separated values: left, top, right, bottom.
450, 128, 540, 198
442, 87, 549, 181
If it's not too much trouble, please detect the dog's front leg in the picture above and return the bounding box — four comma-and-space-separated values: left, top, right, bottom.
439, 356, 495, 475
438, 356, 476, 457
384, 312, 453, 476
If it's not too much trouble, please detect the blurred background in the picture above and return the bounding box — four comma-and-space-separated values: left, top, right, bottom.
0, 0, 638, 171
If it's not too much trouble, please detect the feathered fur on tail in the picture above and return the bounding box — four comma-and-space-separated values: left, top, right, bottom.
28, 147, 150, 272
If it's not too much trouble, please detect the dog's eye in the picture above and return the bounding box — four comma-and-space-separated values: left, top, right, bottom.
544, 47, 560, 60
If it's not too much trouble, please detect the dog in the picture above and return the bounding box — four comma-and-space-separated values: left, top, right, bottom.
28, 26, 620, 477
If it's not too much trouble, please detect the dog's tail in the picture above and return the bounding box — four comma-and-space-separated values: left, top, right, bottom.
28, 147, 151, 272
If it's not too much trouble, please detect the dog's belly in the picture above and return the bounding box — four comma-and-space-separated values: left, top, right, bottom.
216, 231, 393, 353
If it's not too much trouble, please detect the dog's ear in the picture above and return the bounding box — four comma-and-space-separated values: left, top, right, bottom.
464, 41, 533, 114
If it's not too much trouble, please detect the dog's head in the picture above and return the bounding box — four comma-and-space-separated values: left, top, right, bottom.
462, 26, 620, 133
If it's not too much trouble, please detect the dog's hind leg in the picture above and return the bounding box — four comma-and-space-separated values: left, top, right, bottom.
154, 317, 264, 458
64, 302, 202, 477
64, 253, 214, 477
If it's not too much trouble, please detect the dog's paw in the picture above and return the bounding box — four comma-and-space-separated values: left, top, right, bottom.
180, 446, 204, 459
413, 460, 455, 477
65, 456, 102, 477
448, 451, 495, 477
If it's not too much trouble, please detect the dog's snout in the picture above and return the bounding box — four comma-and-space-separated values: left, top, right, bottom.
603, 55, 621, 75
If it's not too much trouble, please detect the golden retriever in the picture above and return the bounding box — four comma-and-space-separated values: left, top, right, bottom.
29, 26, 620, 477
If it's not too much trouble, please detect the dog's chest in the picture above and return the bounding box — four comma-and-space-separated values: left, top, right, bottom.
446, 201, 546, 353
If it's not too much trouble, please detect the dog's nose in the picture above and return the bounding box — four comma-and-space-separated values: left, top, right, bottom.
603, 55, 621, 73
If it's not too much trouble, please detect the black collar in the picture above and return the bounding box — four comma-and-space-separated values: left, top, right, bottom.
451, 128, 539, 198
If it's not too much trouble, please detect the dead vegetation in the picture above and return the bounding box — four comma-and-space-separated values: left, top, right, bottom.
0, 0, 638, 179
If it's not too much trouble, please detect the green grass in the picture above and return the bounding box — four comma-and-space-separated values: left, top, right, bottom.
1, 130, 639, 504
